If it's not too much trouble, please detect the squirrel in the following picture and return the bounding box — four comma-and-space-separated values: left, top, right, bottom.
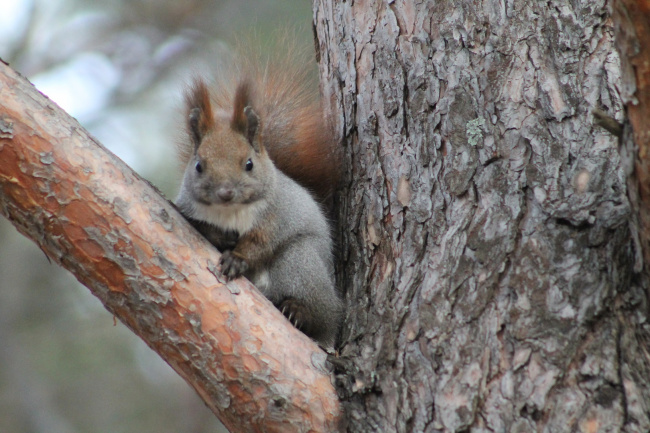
174, 47, 343, 349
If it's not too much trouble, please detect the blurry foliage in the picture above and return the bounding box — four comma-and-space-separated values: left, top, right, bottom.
0, 0, 314, 432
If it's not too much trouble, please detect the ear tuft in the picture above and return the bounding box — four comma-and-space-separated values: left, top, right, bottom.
231, 81, 251, 134
244, 106, 261, 151
185, 78, 214, 147
231, 82, 261, 151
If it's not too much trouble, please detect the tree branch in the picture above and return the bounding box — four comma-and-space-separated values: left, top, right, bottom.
0, 60, 341, 433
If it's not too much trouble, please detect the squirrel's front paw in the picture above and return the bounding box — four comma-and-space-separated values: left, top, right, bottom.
278, 298, 310, 330
220, 250, 249, 279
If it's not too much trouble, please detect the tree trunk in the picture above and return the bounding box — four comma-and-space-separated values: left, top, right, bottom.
314, 1, 650, 432
0, 62, 341, 433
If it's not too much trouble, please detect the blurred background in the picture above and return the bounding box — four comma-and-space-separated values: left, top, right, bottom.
0, 1, 314, 432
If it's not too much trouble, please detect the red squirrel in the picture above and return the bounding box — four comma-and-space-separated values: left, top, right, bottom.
174, 47, 343, 348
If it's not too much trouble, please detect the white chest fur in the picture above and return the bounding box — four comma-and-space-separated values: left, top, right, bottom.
190, 199, 268, 234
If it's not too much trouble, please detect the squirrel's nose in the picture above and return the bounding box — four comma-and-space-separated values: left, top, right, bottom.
217, 188, 234, 202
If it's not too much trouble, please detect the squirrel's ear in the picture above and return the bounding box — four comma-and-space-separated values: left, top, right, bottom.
243, 106, 261, 152
231, 82, 261, 152
185, 79, 214, 148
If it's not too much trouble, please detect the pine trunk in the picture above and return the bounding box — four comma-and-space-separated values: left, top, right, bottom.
314, 1, 650, 431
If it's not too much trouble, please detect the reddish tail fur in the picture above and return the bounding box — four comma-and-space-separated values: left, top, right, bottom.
266, 106, 339, 201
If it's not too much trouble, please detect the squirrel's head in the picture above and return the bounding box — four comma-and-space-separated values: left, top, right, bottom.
179, 79, 275, 215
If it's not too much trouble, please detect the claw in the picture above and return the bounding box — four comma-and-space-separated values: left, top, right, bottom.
288, 312, 294, 322
282, 305, 287, 315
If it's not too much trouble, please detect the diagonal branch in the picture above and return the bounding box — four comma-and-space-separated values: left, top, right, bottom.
0, 60, 342, 433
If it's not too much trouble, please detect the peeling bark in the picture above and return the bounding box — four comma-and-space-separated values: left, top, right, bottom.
0, 62, 341, 433
315, 1, 650, 432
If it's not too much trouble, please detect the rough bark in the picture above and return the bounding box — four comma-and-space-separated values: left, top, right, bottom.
614, 0, 650, 274
0, 61, 341, 433
315, 1, 650, 432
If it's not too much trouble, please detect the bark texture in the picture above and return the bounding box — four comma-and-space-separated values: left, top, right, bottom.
0, 61, 341, 433
614, 0, 650, 273
314, 1, 650, 432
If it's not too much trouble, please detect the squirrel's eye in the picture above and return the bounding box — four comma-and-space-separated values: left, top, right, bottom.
245, 158, 254, 171
195, 161, 203, 173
